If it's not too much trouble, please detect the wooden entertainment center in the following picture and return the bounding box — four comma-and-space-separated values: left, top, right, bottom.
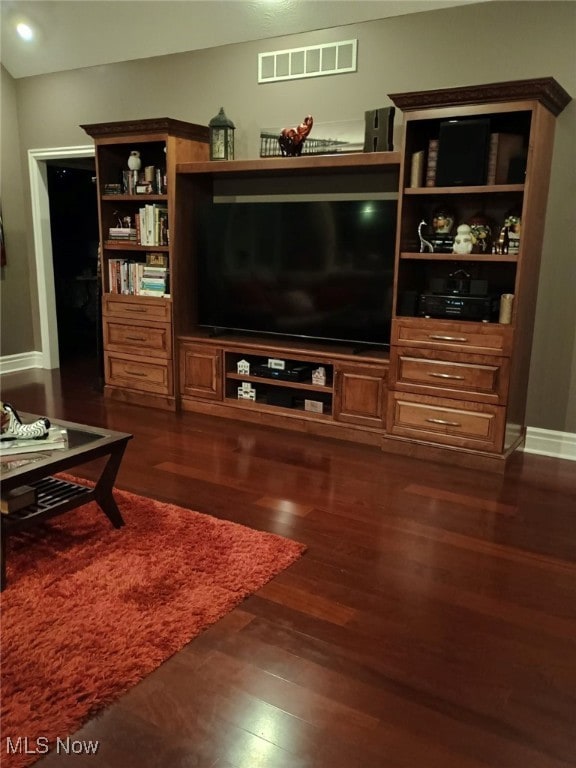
84, 78, 571, 471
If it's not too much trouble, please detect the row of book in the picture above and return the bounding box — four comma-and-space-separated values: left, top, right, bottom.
107, 204, 169, 247
108, 259, 169, 296
120, 168, 166, 195
409, 132, 524, 188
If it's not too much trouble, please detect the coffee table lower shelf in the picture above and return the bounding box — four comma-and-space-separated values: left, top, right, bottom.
5, 476, 93, 524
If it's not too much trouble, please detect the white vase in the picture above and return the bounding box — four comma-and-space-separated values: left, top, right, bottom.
128, 151, 141, 171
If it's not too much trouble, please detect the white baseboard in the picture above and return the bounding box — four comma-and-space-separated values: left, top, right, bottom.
524, 428, 576, 462
0, 351, 44, 374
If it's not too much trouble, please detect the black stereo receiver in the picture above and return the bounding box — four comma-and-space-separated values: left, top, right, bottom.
418, 293, 498, 322
252, 364, 312, 382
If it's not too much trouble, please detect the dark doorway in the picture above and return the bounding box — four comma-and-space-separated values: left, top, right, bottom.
46, 161, 102, 387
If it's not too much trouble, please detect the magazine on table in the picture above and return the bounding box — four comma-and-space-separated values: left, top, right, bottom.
0, 427, 68, 455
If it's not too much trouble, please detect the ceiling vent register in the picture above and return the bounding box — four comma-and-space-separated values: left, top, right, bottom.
258, 39, 357, 83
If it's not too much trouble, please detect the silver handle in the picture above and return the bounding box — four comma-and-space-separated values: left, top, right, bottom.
429, 372, 465, 380
429, 334, 468, 342
426, 417, 461, 427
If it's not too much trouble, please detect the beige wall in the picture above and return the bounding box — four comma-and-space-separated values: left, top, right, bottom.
2, 1, 575, 431
1, 65, 35, 356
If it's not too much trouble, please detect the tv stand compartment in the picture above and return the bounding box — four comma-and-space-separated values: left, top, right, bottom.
179, 335, 389, 446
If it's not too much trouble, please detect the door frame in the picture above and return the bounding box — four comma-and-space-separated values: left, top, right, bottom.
28, 145, 95, 369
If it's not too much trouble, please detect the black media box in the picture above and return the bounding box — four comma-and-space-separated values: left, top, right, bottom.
418, 293, 499, 322
252, 363, 312, 382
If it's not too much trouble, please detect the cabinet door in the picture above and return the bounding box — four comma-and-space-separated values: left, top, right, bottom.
179, 344, 222, 400
334, 365, 387, 428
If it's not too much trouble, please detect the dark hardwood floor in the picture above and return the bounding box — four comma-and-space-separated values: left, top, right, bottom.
2, 358, 576, 768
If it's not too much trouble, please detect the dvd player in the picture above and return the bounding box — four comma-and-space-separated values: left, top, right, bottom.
252, 364, 312, 382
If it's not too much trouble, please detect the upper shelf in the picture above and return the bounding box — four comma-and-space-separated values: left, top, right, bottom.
177, 151, 401, 177
404, 184, 524, 196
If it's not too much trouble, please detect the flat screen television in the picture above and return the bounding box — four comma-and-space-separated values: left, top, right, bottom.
196, 196, 397, 348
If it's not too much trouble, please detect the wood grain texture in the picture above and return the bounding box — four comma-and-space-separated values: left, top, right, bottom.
2, 359, 575, 768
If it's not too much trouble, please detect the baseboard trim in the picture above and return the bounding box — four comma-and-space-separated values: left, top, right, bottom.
0, 351, 44, 374
524, 427, 576, 462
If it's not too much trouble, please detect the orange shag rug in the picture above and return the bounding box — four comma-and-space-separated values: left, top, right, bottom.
1, 483, 305, 768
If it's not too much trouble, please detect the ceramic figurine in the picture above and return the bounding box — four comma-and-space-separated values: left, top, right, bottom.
504, 212, 521, 254
468, 213, 494, 253
418, 220, 434, 253
452, 224, 474, 255
127, 151, 142, 171
0, 403, 50, 440
432, 208, 455, 235
278, 115, 313, 157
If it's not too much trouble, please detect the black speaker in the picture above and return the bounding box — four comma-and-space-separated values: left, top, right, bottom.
435, 118, 491, 186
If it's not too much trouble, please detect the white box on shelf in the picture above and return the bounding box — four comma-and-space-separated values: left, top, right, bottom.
268, 358, 285, 370
304, 399, 324, 414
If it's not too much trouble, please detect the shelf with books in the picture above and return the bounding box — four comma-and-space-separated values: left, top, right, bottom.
82, 117, 210, 410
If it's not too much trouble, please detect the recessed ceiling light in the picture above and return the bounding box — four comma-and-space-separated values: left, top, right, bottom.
17, 22, 34, 41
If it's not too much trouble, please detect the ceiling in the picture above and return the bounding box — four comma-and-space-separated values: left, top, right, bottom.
1, 0, 490, 80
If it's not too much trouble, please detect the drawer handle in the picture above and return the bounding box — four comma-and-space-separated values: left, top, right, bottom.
426, 417, 461, 427
124, 306, 147, 313
429, 334, 468, 342
124, 335, 146, 342
125, 369, 147, 377
429, 372, 465, 380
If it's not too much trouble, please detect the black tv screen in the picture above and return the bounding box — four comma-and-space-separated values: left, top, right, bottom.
196, 197, 397, 347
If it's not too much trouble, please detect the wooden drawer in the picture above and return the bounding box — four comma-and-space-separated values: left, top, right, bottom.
104, 352, 173, 395
387, 391, 505, 452
389, 347, 509, 405
103, 318, 172, 359
103, 294, 171, 323
392, 318, 513, 356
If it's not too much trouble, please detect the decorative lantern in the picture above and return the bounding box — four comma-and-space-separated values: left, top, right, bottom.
209, 107, 235, 161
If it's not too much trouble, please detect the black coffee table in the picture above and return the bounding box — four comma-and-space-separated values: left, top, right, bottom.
0, 414, 133, 590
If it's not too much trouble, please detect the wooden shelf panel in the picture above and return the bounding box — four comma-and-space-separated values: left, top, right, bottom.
103, 242, 169, 251
226, 373, 333, 393
101, 194, 168, 202
403, 184, 524, 195
400, 251, 518, 262
223, 396, 333, 420
178, 151, 401, 177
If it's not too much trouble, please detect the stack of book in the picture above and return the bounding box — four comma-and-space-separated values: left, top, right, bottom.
108, 226, 137, 241
140, 265, 168, 297
0, 427, 68, 456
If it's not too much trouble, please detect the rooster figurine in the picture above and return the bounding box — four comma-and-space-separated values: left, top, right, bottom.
278, 115, 313, 157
